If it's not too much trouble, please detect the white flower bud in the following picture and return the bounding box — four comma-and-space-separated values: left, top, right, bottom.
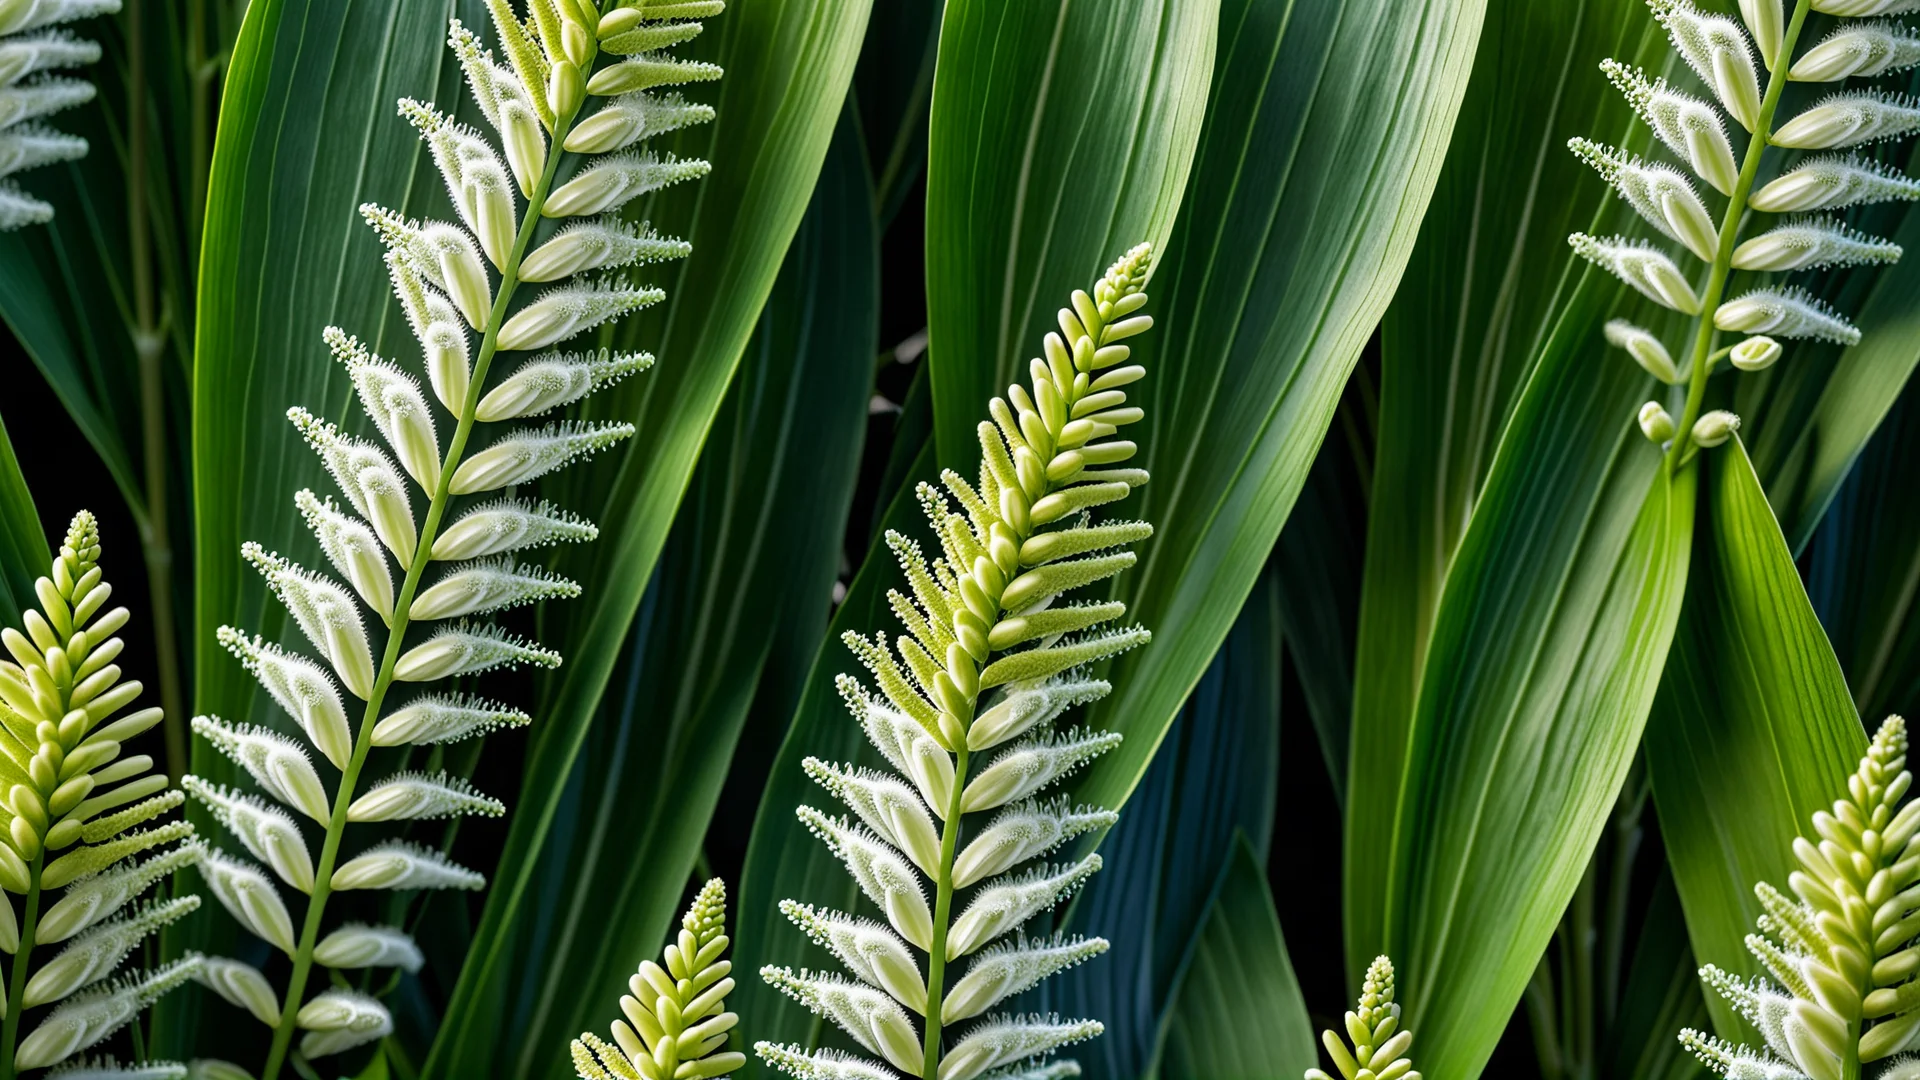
313, 924, 425, 972
841, 679, 954, 815
942, 935, 1109, 1023
38, 841, 203, 944
370, 692, 530, 747
237, 545, 378, 703
1568, 233, 1702, 314
1738, 0, 1782, 69
0, 25, 103, 82
474, 348, 651, 419
795, 807, 932, 949
1751, 152, 1920, 213
585, 54, 723, 97
14, 957, 201, 1070
287, 408, 417, 568
199, 848, 296, 954
968, 675, 1112, 752
1812, 0, 1920, 14
216, 627, 354, 769
386, 250, 471, 412
946, 856, 1102, 960
323, 328, 440, 489
938, 1016, 1104, 1080
1640, 401, 1676, 444
563, 90, 714, 154
962, 728, 1123, 813
758, 969, 921, 1075
1774, 92, 1920, 151
448, 419, 636, 493
191, 715, 330, 822
496, 277, 664, 352
430, 498, 598, 561
409, 557, 579, 621
294, 490, 393, 621
952, 799, 1117, 889
1602, 61, 1740, 194
397, 99, 519, 268
393, 622, 562, 682
803, 759, 941, 877
193, 956, 282, 1025
542, 151, 711, 218
518, 217, 689, 283
183, 777, 315, 893
1730, 335, 1783, 372
295, 990, 393, 1059
1692, 410, 1741, 448
779, 901, 925, 1013
1569, 140, 1718, 261
1715, 286, 1862, 344
361, 206, 492, 327
22, 896, 199, 1008
347, 771, 504, 822
1651, 0, 1763, 131
1605, 319, 1682, 384
1731, 217, 1903, 272
498, 99, 546, 199
330, 841, 485, 891
448, 20, 546, 193
0, 125, 88, 178
1791, 21, 1920, 82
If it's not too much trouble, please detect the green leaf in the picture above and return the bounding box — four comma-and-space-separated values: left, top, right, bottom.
434, 108, 876, 1080
1347, 0, 1665, 988
0, 410, 46, 626
854, 0, 941, 229
1645, 438, 1866, 1040
1144, 831, 1315, 1080
1605, 873, 1709, 1080
923, 0, 1219, 470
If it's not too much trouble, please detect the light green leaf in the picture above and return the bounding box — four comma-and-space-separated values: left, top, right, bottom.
1145, 831, 1315, 1080
0, 410, 46, 626
1645, 438, 1866, 1040
1273, 436, 1365, 802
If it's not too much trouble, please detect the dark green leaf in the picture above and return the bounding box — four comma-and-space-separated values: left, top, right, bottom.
0, 411, 46, 626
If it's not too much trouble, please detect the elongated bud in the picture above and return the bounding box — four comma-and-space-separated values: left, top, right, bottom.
295, 990, 393, 1059
191, 714, 330, 822
430, 498, 598, 561
1639, 402, 1675, 444
1791, 22, 1920, 82
548, 59, 583, 119
1738, 0, 1782, 70
393, 623, 561, 682
474, 348, 651, 420
199, 849, 297, 954
1604, 319, 1681, 384
1568, 233, 1701, 314
518, 218, 689, 282
1729, 336, 1783, 372
543, 151, 710, 218
1774, 92, 1920, 151
1692, 410, 1740, 448
386, 251, 470, 412
370, 693, 531, 747
1751, 152, 1920, 213
330, 841, 485, 891
1601, 61, 1740, 194
448, 420, 636, 493
286, 408, 417, 568
495, 278, 664, 351
361, 206, 492, 328
946, 856, 1102, 959
564, 91, 715, 154
585, 54, 723, 97
499, 99, 547, 198
216, 626, 354, 768
1813, 0, 1920, 15
184, 777, 315, 893
313, 924, 426, 972
758, 968, 922, 1075
238, 542, 379, 702
194, 956, 282, 1025
778, 901, 926, 1014
295, 491, 394, 620
347, 772, 504, 822
1731, 218, 1903, 272
1715, 286, 1862, 345
1651, 0, 1763, 131
324, 328, 439, 490
1569, 140, 1718, 261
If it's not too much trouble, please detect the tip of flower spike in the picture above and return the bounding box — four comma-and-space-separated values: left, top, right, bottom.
62, 509, 100, 566
1874, 715, 1908, 760
686, 877, 727, 939
1102, 242, 1152, 296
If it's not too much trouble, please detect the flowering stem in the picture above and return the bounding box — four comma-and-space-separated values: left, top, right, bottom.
0, 855, 45, 1080
920, 748, 972, 1076
256, 65, 592, 1080
1664, 0, 1813, 472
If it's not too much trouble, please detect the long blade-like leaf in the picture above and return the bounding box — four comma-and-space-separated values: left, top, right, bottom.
1645, 439, 1866, 1039
0, 410, 46, 626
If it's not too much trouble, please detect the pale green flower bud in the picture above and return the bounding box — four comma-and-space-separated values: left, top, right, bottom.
1751, 152, 1920, 213
360, 205, 492, 327
216, 627, 353, 769
1730, 335, 1782, 372
945, 855, 1101, 960
1569, 140, 1717, 261
1791, 21, 1920, 82
1731, 218, 1903, 272
431, 498, 597, 561
961, 728, 1123, 813
496, 278, 664, 352
796, 807, 932, 949
778, 901, 925, 1014
1715, 286, 1862, 345
409, 557, 580, 621
324, 327, 440, 489
544, 151, 710, 218
942, 935, 1109, 1022
385, 250, 470, 412
1692, 410, 1740, 448
950, 798, 1115, 889
448, 420, 635, 493
1774, 92, 1920, 151
499, 98, 547, 199
803, 758, 942, 877
38, 841, 203, 943
239, 542, 379, 702
191, 714, 330, 822
193, 955, 281, 1025
1651, 0, 1763, 131
563, 91, 714, 155
759, 969, 921, 1075
199, 848, 296, 954
1605, 319, 1682, 384
548, 58, 583, 119
967, 675, 1111, 752
840, 678, 954, 814
369, 692, 530, 747
1601, 61, 1740, 194
938, 1016, 1104, 1080
329, 841, 485, 891
295, 990, 393, 1059
474, 348, 651, 419
1738, 0, 1782, 69
313, 924, 425, 972
1568, 233, 1701, 314
183, 777, 314, 893
15, 957, 199, 1070
398, 99, 519, 267
22, 895, 198, 1007
286, 408, 417, 568
393, 623, 562, 682
347, 771, 504, 822
585, 54, 722, 97
294, 490, 393, 621
518, 218, 688, 283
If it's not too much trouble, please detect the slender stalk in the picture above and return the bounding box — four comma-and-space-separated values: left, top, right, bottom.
0, 856, 46, 1080
256, 67, 594, 1080
919, 748, 971, 1076
1664, 0, 1815, 471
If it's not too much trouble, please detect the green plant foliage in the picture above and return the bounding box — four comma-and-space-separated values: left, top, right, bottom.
0, 0, 114, 229
1605, 876, 1712, 1080
0, 415, 44, 628
1145, 833, 1313, 1080
1272, 443, 1363, 802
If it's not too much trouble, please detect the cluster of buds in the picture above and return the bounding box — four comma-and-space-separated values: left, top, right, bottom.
1306, 955, 1422, 1080
0, 0, 118, 229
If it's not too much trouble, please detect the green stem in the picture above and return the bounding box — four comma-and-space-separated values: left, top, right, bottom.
256, 66, 592, 1080
1664, 0, 1814, 471
0, 855, 45, 1080
919, 748, 972, 1076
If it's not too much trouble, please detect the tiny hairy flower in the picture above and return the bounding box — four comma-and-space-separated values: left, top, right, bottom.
1791, 20, 1920, 82
215, 627, 353, 769
563, 91, 714, 155
1650, 0, 1763, 131
194, 956, 282, 1025
312, 924, 425, 972
1738, 0, 1782, 69
329, 841, 485, 892
1715, 286, 1862, 344
1729, 335, 1782, 372
473, 347, 652, 419
1570, 140, 1717, 261
295, 489, 394, 620
1568, 233, 1702, 314
1691, 410, 1740, 448
495, 278, 664, 352
392, 622, 563, 682
1605, 319, 1682, 384
430, 499, 598, 561
1773, 92, 1920, 151
294, 990, 393, 1059
449, 420, 637, 493
1601, 61, 1739, 194
518, 218, 689, 283
1750, 152, 1920, 212
199, 848, 296, 955
1731, 217, 1903, 272
541, 150, 711, 218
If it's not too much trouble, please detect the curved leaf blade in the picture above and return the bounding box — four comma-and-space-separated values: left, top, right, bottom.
0, 411, 46, 625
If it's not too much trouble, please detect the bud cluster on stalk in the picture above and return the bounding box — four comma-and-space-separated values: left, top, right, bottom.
756, 245, 1159, 1080
1573, 0, 1920, 462
1306, 955, 1422, 1080
182, 0, 726, 1065
0, 512, 204, 1074
0, 0, 119, 229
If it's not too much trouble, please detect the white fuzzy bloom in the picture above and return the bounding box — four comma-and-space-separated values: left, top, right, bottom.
1650, 0, 1763, 131
392, 621, 562, 682
313, 923, 425, 973
1568, 139, 1718, 261
215, 626, 354, 768
286, 408, 417, 568
38, 841, 203, 944
796, 807, 933, 950
843, 677, 955, 815
1731, 335, 1783, 372
946, 856, 1102, 960
295, 990, 393, 1059
584, 51, 723, 96
1738, 0, 1782, 69
186, 1060, 256, 1080
0, 121, 86, 176
1700, 966, 1804, 1063
495, 277, 664, 352
1731, 217, 1902, 272
324, 327, 440, 490
779, 901, 925, 1013
370, 692, 531, 746
448, 20, 546, 194
1692, 410, 1741, 449
198, 848, 295, 954
294, 490, 393, 621
1604, 319, 1683, 384
1751, 153, 1920, 213
803, 758, 942, 877
398, 99, 518, 267
409, 557, 580, 621
1568, 233, 1702, 314
431, 498, 598, 561
361, 204, 492, 328
759, 969, 922, 1075
0, 0, 119, 37
968, 674, 1112, 752
564, 90, 714, 154
543, 151, 712, 218
50, 1059, 189, 1080
1812, 0, 1920, 15
188, 715, 328, 823
1601, 61, 1739, 194
1774, 92, 1920, 151
448, 419, 636, 493
938, 1015, 1104, 1080
942, 935, 1109, 1022
1640, 401, 1676, 444
1791, 20, 1920, 82
475, 347, 651, 420
0, 180, 52, 228
348, 771, 504, 822
951, 798, 1117, 888
519, 215, 689, 282
23, 897, 199, 1007
0, 76, 92, 129
1715, 286, 1862, 344
330, 841, 485, 891
191, 956, 280, 1025
1678, 1028, 1811, 1080
183, 777, 314, 893
236, 546, 379, 703
0, 31, 99, 83
963, 728, 1122, 813
14, 958, 199, 1071
753, 1044, 898, 1080
388, 250, 471, 413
